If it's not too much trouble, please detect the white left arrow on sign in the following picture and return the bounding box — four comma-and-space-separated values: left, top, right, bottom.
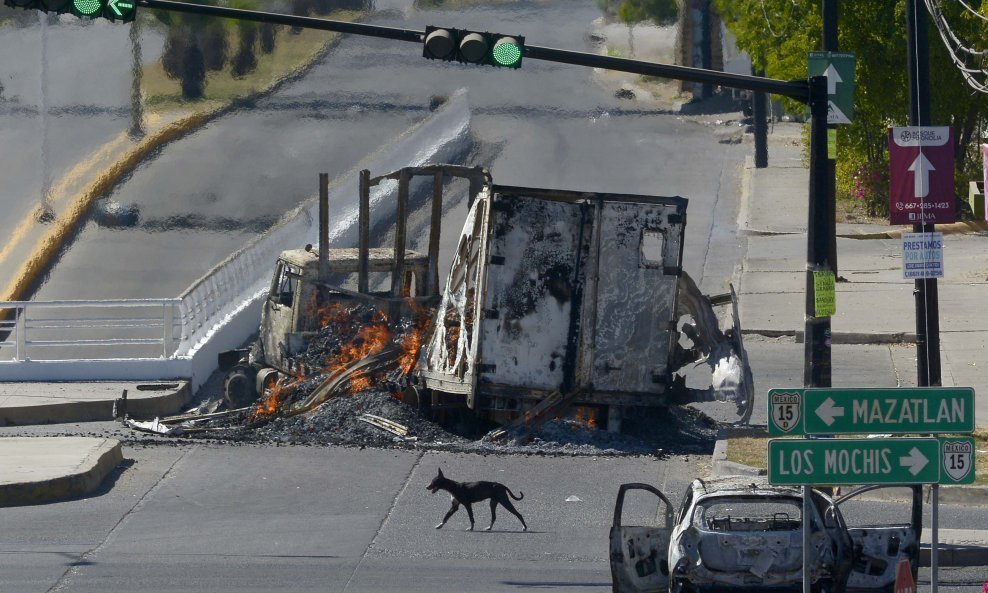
815, 397, 845, 427
899, 447, 929, 476
908, 153, 935, 198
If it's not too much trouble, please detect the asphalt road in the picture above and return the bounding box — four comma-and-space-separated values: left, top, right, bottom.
0, 443, 695, 593
0, 435, 986, 593
0, 15, 165, 286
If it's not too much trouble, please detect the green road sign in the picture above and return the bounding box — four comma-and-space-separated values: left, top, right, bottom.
769, 437, 976, 486
768, 387, 975, 436
808, 51, 855, 124
804, 387, 974, 435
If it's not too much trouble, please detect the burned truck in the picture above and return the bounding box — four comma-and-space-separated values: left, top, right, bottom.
219, 164, 753, 427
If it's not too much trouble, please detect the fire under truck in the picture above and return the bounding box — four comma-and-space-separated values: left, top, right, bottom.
218, 164, 753, 429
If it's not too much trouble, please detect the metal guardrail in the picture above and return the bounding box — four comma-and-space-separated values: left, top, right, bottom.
0, 299, 182, 361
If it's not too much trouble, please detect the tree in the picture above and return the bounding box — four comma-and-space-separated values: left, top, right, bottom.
714, 0, 988, 217
155, 11, 222, 100
231, 20, 258, 78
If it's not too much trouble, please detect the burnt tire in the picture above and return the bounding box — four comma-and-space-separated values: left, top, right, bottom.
224, 366, 257, 409
413, 386, 432, 419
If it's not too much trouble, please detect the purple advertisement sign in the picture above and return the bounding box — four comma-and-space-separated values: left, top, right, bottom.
888, 126, 955, 225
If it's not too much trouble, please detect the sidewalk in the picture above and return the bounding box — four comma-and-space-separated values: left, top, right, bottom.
738, 122, 988, 425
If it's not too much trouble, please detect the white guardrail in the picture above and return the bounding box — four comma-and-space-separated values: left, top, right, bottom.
0, 90, 472, 390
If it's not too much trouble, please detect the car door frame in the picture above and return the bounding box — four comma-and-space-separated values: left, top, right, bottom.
610, 483, 675, 593
834, 485, 922, 590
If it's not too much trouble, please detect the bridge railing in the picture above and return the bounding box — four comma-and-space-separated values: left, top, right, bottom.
0, 299, 183, 361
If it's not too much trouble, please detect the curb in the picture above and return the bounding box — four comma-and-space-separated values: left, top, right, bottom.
0, 437, 123, 507
0, 382, 190, 426
741, 330, 918, 345
838, 220, 988, 240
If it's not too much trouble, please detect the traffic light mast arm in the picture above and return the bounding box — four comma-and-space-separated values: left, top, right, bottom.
523, 45, 810, 102
136, 0, 422, 42
135, 0, 809, 103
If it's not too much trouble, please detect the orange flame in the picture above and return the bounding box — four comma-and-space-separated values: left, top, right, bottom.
251, 377, 297, 420
571, 406, 599, 429
292, 297, 434, 404
326, 312, 391, 395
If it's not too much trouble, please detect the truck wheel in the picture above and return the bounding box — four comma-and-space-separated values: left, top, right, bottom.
413, 386, 432, 419
224, 366, 257, 409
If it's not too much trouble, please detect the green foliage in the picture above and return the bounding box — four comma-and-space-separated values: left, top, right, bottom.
715, 0, 988, 218
614, 0, 678, 27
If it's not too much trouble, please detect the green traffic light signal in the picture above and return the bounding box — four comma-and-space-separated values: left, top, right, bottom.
2, 0, 133, 21
72, 0, 100, 16
491, 36, 523, 68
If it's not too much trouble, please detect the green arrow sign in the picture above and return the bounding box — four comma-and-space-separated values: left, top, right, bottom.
804, 387, 974, 435
103, 0, 134, 21
768, 387, 975, 436
769, 437, 975, 485
808, 51, 855, 124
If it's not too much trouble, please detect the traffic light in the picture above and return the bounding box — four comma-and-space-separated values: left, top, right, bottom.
423, 26, 524, 69
3, 0, 135, 22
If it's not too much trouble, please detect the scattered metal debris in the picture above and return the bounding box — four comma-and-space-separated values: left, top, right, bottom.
358, 413, 416, 441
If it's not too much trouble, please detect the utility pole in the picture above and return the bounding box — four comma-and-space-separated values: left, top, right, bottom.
753, 67, 768, 168
906, 2, 942, 591
905, 0, 940, 389
823, 0, 838, 278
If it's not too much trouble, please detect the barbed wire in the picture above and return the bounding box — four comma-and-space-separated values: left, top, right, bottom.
759, 0, 798, 38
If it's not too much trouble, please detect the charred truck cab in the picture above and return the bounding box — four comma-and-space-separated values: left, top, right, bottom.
220, 164, 754, 426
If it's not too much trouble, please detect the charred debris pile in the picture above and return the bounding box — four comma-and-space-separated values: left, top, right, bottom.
122, 308, 716, 456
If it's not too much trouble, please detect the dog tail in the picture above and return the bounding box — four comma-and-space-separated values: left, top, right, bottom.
507, 487, 524, 501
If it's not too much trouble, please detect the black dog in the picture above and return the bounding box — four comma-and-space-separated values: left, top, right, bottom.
426, 468, 528, 531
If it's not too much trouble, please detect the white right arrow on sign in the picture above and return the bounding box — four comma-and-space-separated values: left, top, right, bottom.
908, 153, 935, 198
899, 447, 929, 476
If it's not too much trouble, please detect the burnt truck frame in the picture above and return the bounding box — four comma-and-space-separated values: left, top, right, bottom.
220, 164, 754, 426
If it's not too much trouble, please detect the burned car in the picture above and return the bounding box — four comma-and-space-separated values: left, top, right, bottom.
609, 478, 920, 593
